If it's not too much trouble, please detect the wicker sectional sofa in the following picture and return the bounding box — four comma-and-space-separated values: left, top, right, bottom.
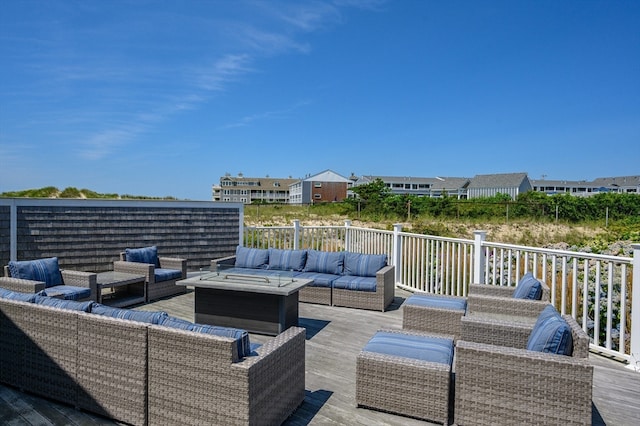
212, 246, 395, 311
0, 289, 305, 426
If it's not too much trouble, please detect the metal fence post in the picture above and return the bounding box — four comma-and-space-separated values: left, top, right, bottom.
393, 223, 403, 285
629, 243, 640, 371
473, 230, 487, 284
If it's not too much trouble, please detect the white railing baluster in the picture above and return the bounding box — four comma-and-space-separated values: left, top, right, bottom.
607, 262, 614, 350
572, 258, 578, 318
561, 257, 568, 314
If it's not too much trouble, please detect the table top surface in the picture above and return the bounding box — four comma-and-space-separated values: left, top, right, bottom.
177, 273, 312, 296
96, 271, 146, 286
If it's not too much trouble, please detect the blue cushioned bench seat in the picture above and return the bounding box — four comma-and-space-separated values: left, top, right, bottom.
404, 294, 467, 311
363, 330, 454, 365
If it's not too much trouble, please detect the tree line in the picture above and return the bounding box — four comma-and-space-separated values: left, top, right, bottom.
344, 178, 640, 223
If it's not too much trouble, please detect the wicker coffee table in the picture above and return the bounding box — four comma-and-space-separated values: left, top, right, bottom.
96, 271, 146, 307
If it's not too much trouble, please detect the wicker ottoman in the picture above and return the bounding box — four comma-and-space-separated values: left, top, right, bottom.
402, 293, 467, 341
356, 329, 454, 425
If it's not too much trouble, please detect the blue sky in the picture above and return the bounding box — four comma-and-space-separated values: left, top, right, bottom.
1, 0, 638, 200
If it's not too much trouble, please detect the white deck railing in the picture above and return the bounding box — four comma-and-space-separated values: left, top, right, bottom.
244, 220, 639, 367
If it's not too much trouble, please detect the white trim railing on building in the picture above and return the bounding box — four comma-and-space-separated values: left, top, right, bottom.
244, 220, 639, 368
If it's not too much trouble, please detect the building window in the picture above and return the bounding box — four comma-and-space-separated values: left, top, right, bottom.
314, 194, 321, 199
314, 182, 322, 188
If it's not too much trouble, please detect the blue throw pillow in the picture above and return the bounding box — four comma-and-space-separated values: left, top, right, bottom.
34, 296, 94, 312
512, 272, 543, 300
343, 252, 387, 277
0, 289, 40, 303
125, 246, 160, 267
190, 324, 252, 358
303, 250, 344, 275
235, 246, 269, 269
527, 313, 573, 356
92, 303, 168, 324
268, 248, 307, 271
8, 257, 63, 288
159, 316, 251, 358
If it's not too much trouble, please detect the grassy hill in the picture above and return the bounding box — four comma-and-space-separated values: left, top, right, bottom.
0, 186, 177, 200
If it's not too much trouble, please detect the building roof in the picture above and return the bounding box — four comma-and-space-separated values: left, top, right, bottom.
591, 175, 640, 187
468, 172, 529, 189
219, 175, 298, 188
302, 169, 351, 183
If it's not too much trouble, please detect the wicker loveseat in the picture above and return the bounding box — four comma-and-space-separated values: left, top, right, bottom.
212, 246, 395, 311
113, 245, 187, 302
0, 289, 305, 426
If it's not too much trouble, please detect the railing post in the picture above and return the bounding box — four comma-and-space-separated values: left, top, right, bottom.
344, 220, 351, 252
293, 219, 300, 250
10, 199, 17, 261
629, 243, 640, 371
473, 230, 487, 284
393, 223, 402, 285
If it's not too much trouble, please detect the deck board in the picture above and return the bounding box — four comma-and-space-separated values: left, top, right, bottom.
1, 288, 638, 425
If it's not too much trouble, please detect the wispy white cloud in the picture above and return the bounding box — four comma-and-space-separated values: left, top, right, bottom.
2, 1, 384, 165
194, 53, 254, 91
222, 100, 312, 129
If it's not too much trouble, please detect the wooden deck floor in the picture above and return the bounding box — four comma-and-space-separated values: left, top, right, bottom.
1, 288, 639, 425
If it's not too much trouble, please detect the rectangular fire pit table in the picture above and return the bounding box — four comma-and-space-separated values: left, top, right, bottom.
177, 271, 312, 335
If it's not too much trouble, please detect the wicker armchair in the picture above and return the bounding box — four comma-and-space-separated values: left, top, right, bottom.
2, 262, 97, 301
454, 312, 593, 425
114, 246, 186, 301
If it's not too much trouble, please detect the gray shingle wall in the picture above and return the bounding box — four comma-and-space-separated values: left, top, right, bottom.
0, 200, 241, 272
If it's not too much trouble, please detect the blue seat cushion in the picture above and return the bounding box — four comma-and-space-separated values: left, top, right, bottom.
527, 305, 573, 356
0, 288, 41, 303
159, 316, 251, 358
235, 246, 269, 269
294, 272, 338, 288
332, 276, 377, 292
513, 272, 543, 300
363, 331, 454, 365
154, 268, 182, 282
92, 303, 168, 324
304, 250, 344, 275
268, 248, 307, 272
125, 246, 160, 267
405, 294, 467, 312
34, 296, 94, 312
48, 285, 92, 301
8, 257, 63, 288
343, 252, 387, 277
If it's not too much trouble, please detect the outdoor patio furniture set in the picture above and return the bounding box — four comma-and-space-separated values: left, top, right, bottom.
357, 273, 594, 425
212, 246, 396, 311
0, 286, 305, 426
1, 248, 594, 425
1, 246, 186, 306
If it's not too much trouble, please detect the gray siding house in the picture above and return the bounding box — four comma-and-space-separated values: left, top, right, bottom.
467, 172, 532, 200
